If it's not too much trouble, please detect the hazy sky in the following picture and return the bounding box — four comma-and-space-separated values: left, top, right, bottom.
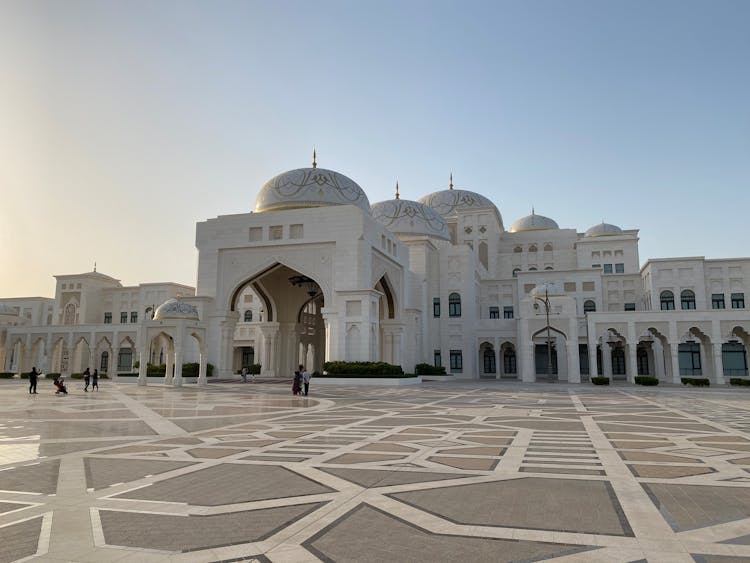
1, 0, 748, 298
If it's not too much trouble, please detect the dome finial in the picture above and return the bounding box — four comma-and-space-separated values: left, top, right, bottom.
93, 261, 97, 272
312, 148, 317, 168
449, 172, 453, 190
395, 180, 400, 200
532, 206, 535, 215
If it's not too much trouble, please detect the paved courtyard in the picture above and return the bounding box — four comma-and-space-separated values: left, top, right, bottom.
1, 379, 750, 562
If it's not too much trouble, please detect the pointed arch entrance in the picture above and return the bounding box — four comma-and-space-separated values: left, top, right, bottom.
229, 262, 326, 377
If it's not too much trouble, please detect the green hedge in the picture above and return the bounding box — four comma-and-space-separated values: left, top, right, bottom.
323, 361, 403, 376
20, 372, 32, 379
415, 363, 447, 375
681, 377, 710, 386
0, 372, 14, 378
181, 363, 214, 377
317, 373, 419, 379
71, 373, 83, 379
730, 378, 750, 386
635, 376, 659, 386
45, 373, 60, 379
591, 376, 610, 385
248, 364, 262, 375
147, 364, 166, 376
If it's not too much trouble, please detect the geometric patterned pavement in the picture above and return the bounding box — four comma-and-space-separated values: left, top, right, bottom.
0, 380, 749, 562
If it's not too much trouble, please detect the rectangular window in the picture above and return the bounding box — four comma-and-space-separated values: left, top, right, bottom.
120, 312, 128, 324
449, 350, 463, 372
678, 343, 702, 375
624, 303, 636, 311
615, 263, 624, 274
434, 349, 442, 367
249, 227, 263, 241
582, 281, 595, 291
269, 225, 283, 240
592, 264, 601, 269
117, 349, 133, 372
130, 312, 138, 323
503, 306, 514, 319
433, 298, 440, 318
722, 343, 748, 376
564, 282, 576, 292
289, 224, 303, 239
712, 294, 726, 309
489, 306, 499, 319
103, 312, 112, 324
603, 264, 613, 274
731, 293, 745, 309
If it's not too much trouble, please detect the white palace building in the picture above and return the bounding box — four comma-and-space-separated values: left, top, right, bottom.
2, 158, 749, 385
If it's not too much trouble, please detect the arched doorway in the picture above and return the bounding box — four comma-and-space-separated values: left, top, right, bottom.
229, 263, 326, 377
532, 327, 566, 381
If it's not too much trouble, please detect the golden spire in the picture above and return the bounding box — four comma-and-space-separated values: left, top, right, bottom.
449, 172, 453, 190
395, 180, 400, 200
312, 148, 317, 169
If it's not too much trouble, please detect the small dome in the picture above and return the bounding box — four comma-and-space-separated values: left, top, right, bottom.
153, 298, 199, 321
418, 188, 499, 220
509, 210, 559, 232
530, 282, 565, 298
255, 167, 370, 214
0, 303, 18, 316
585, 222, 623, 237
371, 195, 450, 241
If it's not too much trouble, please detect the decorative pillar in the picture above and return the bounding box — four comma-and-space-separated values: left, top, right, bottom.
670, 343, 681, 384
137, 349, 148, 386
567, 341, 581, 383
197, 345, 207, 386
164, 344, 174, 385
496, 340, 502, 380
602, 342, 613, 378
520, 342, 535, 383
712, 342, 725, 385
588, 341, 598, 379
173, 345, 183, 387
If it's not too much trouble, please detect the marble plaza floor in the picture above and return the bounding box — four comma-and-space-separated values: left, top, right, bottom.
1, 380, 750, 563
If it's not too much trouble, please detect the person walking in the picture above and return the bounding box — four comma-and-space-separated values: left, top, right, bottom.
83, 368, 91, 392
302, 366, 311, 396
29, 366, 39, 394
241, 366, 248, 383
292, 367, 302, 396
92, 369, 99, 391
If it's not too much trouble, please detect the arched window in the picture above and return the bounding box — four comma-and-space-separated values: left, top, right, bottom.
544, 266, 553, 270
680, 289, 696, 310
544, 243, 553, 251
513, 246, 522, 253
529, 244, 538, 253
583, 300, 596, 313
64, 303, 76, 325
483, 348, 496, 373
100, 351, 109, 372
244, 310, 253, 322
503, 349, 517, 374
448, 293, 461, 317
478, 241, 488, 270
512, 268, 520, 278
660, 290, 675, 310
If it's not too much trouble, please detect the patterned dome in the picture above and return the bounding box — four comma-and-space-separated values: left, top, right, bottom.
153, 298, 199, 321
418, 188, 499, 220
509, 210, 559, 233
371, 195, 450, 241
254, 167, 370, 213
585, 222, 623, 237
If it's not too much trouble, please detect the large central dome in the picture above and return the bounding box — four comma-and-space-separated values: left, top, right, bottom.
255, 167, 370, 213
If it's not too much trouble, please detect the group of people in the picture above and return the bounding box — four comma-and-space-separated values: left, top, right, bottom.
26, 366, 99, 396
292, 365, 311, 396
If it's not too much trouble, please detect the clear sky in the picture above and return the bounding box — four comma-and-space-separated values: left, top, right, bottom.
1, 0, 748, 298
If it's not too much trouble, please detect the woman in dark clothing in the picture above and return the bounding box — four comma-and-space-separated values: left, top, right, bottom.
92, 369, 99, 391
292, 368, 302, 395
29, 366, 39, 394
83, 368, 91, 392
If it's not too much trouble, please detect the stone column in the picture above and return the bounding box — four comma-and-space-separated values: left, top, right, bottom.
173, 345, 183, 387
164, 345, 174, 385
567, 341, 581, 383
588, 341, 598, 379
496, 340, 502, 380
137, 349, 148, 386
197, 345, 207, 386
712, 342, 725, 385
520, 342, 535, 383
601, 343, 613, 378
626, 343, 638, 383
653, 341, 665, 380
669, 343, 681, 384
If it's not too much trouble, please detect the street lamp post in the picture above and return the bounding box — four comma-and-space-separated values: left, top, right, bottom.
534, 286, 554, 381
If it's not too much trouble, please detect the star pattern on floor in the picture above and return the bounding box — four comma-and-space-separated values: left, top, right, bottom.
0, 381, 750, 562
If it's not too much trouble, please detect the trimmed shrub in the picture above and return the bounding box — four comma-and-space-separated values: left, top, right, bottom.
312, 371, 321, 377
182, 363, 214, 377
681, 377, 710, 387
323, 361, 403, 376
117, 373, 139, 377
591, 376, 610, 385
248, 364, 262, 375
0, 372, 15, 378
45, 373, 60, 379
730, 378, 750, 386
20, 372, 32, 379
415, 363, 447, 375
317, 372, 418, 379
70, 373, 83, 379
147, 364, 166, 376
635, 376, 659, 386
